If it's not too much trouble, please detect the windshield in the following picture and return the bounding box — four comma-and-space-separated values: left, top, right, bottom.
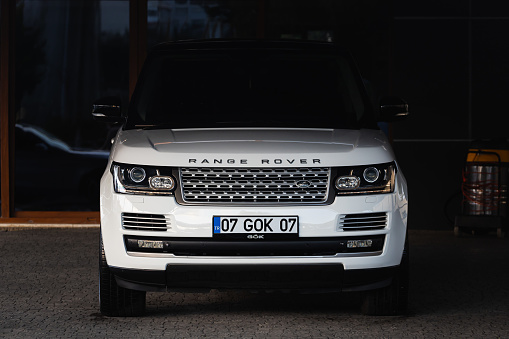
126, 49, 374, 129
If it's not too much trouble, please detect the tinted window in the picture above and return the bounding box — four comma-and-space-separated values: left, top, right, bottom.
128, 49, 373, 129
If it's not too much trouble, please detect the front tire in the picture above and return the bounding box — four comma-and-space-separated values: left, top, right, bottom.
361, 237, 409, 316
99, 234, 146, 317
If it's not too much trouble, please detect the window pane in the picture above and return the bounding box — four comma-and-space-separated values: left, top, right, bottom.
14, 0, 128, 211
147, 0, 258, 48
129, 51, 368, 129
147, 0, 349, 48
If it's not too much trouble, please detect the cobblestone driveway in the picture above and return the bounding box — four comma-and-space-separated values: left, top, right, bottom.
1, 228, 508, 338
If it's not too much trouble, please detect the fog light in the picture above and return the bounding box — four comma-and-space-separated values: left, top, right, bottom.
335, 176, 360, 189
150, 176, 175, 190
347, 239, 373, 248
137, 240, 164, 249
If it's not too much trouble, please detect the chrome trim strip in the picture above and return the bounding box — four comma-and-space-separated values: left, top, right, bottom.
123, 225, 169, 230
340, 218, 386, 223
123, 220, 168, 224
121, 188, 174, 196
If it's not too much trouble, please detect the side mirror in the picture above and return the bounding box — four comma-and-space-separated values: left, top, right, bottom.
92, 97, 124, 123
379, 96, 409, 122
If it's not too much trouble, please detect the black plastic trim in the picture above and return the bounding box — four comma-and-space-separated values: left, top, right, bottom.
166, 264, 344, 290
124, 235, 386, 256
110, 267, 166, 292
109, 264, 399, 293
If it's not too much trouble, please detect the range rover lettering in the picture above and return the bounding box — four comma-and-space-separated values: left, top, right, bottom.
93, 40, 409, 316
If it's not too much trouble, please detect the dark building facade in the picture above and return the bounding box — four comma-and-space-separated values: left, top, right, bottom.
1, 0, 508, 228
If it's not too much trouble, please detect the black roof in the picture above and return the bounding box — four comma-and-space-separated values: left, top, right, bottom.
150, 39, 347, 54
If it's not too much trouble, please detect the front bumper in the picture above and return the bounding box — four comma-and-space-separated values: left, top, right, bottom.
100, 169, 408, 290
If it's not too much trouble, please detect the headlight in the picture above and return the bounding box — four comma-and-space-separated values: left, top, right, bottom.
335, 162, 395, 195
129, 167, 146, 183
363, 167, 380, 183
111, 162, 176, 195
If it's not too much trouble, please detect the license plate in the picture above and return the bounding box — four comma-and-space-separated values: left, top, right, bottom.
213, 216, 299, 238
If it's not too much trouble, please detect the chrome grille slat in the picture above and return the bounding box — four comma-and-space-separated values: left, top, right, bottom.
180, 167, 330, 204
123, 220, 168, 226
123, 224, 166, 229
122, 218, 167, 224
122, 213, 170, 232
340, 212, 387, 231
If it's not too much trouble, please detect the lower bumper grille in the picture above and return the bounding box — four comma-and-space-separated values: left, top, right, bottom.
122, 213, 170, 232
339, 212, 387, 231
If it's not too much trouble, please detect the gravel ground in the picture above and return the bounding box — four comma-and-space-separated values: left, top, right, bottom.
0, 228, 508, 338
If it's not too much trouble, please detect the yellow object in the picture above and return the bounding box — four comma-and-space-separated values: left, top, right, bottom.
466, 149, 509, 163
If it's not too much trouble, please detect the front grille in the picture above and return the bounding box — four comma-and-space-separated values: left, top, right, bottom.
339, 212, 387, 231
179, 167, 330, 204
122, 213, 170, 232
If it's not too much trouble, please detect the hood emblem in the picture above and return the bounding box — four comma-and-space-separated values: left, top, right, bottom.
296, 180, 311, 188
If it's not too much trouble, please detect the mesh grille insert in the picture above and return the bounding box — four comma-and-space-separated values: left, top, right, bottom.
180, 167, 330, 204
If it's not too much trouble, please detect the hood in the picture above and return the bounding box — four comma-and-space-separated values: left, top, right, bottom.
110, 128, 395, 167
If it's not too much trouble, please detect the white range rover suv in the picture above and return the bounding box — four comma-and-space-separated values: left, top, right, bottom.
92, 40, 409, 316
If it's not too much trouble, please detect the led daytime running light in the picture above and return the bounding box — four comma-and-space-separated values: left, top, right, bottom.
336, 176, 361, 190
149, 176, 175, 190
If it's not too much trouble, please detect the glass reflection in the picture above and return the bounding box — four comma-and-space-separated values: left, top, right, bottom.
14, 0, 128, 211
147, 0, 257, 47
146, 0, 338, 49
